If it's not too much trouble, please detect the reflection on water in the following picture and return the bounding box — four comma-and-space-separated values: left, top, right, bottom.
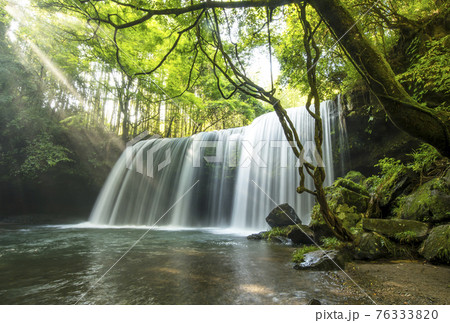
0, 225, 363, 304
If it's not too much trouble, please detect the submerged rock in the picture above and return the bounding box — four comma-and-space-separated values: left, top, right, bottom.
397, 177, 450, 223
266, 203, 301, 228
353, 232, 391, 260
294, 249, 346, 271
419, 225, 450, 264
362, 218, 429, 241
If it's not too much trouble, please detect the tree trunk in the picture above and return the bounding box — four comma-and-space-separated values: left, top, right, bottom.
307, 0, 450, 157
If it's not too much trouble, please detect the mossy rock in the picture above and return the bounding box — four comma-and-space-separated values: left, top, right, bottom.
331, 186, 369, 213
376, 168, 416, 209
344, 171, 366, 185
334, 178, 369, 197
397, 177, 450, 223
419, 225, 450, 264
352, 232, 392, 260
362, 218, 429, 241
335, 204, 362, 231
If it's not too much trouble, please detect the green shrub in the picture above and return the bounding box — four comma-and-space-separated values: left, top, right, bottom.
320, 236, 343, 249
394, 230, 419, 244
292, 245, 319, 263
407, 144, 441, 175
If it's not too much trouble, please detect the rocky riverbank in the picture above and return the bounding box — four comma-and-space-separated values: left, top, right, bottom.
249, 146, 449, 303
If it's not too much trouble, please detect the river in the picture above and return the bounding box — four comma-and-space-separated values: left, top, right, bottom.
0, 223, 364, 304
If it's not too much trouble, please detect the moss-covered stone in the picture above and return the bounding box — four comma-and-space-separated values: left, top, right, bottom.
344, 171, 366, 185
397, 177, 450, 223
376, 167, 416, 209
352, 232, 392, 260
328, 185, 370, 213
334, 178, 370, 197
362, 218, 429, 241
419, 225, 450, 264
335, 204, 362, 231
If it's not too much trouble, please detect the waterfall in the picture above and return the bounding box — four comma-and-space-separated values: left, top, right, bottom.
90, 99, 347, 231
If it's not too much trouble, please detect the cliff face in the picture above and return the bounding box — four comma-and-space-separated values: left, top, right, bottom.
341, 88, 421, 176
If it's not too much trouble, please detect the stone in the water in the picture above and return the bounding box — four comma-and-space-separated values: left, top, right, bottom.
419, 224, 450, 264
247, 232, 264, 240
362, 218, 429, 241
308, 299, 322, 305
294, 249, 346, 271
269, 235, 291, 244
266, 203, 301, 228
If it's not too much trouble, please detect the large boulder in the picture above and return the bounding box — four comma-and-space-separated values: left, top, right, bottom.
397, 177, 450, 223
377, 168, 417, 211
353, 232, 391, 260
419, 225, 450, 264
266, 203, 301, 228
362, 218, 429, 242
329, 178, 370, 213
293, 249, 347, 271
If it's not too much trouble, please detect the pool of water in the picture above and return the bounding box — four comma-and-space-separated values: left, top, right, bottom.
0, 223, 364, 304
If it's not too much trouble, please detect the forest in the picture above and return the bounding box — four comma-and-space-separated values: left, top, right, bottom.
0, 0, 449, 306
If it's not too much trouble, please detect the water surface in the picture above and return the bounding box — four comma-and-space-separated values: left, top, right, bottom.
0, 224, 361, 304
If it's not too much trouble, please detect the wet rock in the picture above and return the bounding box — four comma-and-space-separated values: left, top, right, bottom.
353, 232, 391, 260
266, 203, 301, 228
294, 249, 346, 271
308, 299, 322, 305
269, 235, 291, 244
287, 225, 315, 245
362, 218, 429, 241
419, 225, 450, 264
247, 232, 264, 240
398, 178, 450, 223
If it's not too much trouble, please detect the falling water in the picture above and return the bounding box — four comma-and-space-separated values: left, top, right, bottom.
90, 99, 348, 231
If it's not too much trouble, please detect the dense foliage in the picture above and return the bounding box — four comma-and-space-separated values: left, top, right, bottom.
1, 0, 449, 216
